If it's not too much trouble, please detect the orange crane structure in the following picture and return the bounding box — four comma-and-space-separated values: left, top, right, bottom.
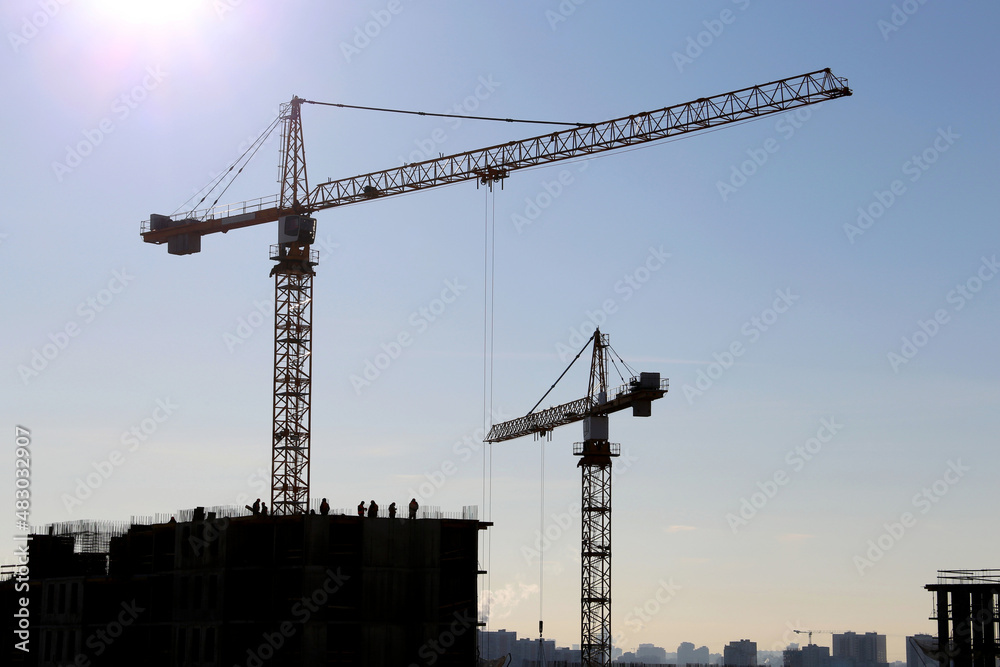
140, 68, 851, 664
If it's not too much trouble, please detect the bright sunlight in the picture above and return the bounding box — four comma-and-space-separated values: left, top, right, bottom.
90, 0, 208, 26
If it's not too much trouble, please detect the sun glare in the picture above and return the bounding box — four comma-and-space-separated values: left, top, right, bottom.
92, 0, 207, 26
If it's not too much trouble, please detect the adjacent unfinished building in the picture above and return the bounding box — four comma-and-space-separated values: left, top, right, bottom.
1, 508, 486, 666
924, 569, 1000, 667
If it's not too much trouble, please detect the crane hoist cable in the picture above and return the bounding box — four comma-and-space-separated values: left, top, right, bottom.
488, 190, 496, 526
481, 185, 498, 640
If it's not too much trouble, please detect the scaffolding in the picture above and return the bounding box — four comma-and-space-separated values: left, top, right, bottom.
38, 520, 131, 554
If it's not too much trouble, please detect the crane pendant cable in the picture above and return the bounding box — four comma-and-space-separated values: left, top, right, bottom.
302, 98, 589, 128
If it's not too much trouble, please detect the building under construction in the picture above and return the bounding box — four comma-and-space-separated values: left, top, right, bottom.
1, 506, 486, 666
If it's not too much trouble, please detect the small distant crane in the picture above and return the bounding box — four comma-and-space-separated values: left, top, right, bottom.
794, 629, 836, 645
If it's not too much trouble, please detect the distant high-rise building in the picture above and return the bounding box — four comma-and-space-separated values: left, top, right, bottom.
805, 645, 833, 667
905, 635, 938, 667
725, 639, 758, 667
785, 644, 831, 667
637, 643, 668, 663
833, 632, 887, 667
679, 641, 712, 665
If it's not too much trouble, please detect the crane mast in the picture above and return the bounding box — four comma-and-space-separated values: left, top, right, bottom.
265, 99, 319, 515
579, 330, 614, 667
268, 243, 315, 516
140, 68, 851, 656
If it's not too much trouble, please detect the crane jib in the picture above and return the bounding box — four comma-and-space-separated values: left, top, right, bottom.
140, 68, 850, 247
307, 69, 849, 212
485, 375, 669, 443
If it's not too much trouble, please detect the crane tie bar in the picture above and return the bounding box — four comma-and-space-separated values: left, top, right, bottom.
301, 99, 590, 128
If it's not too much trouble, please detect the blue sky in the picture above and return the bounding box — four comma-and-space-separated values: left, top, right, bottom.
2, 1, 998, 660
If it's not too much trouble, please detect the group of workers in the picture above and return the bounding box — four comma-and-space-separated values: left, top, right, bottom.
357, 498, 419, 519
248, 497, 420, 518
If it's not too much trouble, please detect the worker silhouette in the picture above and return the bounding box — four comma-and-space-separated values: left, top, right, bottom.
260, 502, 268, 516
252, 498, 260, 516
357, 501, 365, 517
368, 500, 379, 518
320, 498, 330, 515
409, 498, 418, 519
388, 502, 397, 518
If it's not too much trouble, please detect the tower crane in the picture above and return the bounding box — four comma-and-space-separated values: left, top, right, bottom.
485, 328, 668, 667
795, 629, 823, 645
794, 629, 846, 645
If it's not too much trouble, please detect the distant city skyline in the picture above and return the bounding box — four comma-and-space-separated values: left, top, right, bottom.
479, 628, 926, 665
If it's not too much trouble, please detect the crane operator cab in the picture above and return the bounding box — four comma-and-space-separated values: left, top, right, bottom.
277, 215, 316, 246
